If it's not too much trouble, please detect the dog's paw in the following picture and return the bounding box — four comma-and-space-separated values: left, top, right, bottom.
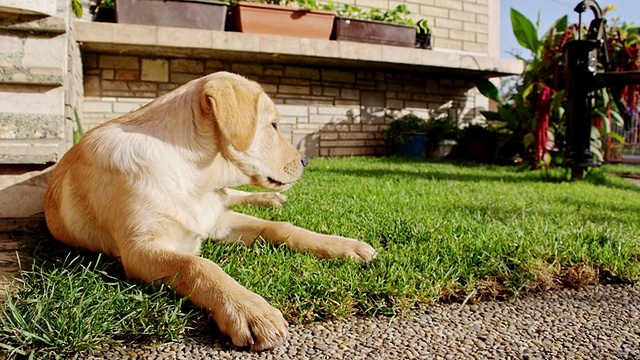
342, 239, 377, 262
252, 192, 287, 208
214, 287, 289, 351
320, 236, 377, 263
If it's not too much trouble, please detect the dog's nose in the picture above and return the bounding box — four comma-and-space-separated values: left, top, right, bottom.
301, 157, 309, 168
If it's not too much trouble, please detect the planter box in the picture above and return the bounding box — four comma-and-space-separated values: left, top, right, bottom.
332, 18, 416, 48
115, 0, 228, 31
230, 2, 335, 40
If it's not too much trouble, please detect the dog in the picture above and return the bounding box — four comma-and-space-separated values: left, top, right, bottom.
44, 72, 376, 351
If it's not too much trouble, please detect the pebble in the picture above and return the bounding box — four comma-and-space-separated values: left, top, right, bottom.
86, 284, 639, 359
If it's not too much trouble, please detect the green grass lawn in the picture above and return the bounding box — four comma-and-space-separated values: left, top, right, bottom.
2, 158, 640, 358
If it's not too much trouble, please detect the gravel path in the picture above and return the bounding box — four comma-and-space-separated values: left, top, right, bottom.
89, 284, 640, 359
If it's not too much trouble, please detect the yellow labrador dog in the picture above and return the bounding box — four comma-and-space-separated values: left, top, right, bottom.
44, 72, 376, 351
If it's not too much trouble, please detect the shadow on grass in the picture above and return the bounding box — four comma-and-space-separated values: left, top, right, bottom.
16, 224, 211, 316
2, 225, 216, 356
314, 160, 558, 183
16, 224, 125, 279
314, 158, 640, 193
585, 169, 640, 193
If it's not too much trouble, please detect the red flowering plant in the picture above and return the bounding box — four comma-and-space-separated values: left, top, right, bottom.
476, 7, 639, 169
608, 21, 640, 114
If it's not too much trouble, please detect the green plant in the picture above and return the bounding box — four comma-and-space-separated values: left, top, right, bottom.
236, 0, 332, 10
383, 113, 428, 146
334, 4, 414, 26
71, 0, 82, 18
384, 106, 457, 149
476, 8, 638, 170
72, 108, 84, 145
606, 19, 640, 114
99, 0, 115, 8
424, 108, 457, 150
475, 10, 571, 169
89, 0, 115, 21
234, 0, 414, 26
416, 18, 429, 33
458, 123, 494, 141
0, 251, 196, 359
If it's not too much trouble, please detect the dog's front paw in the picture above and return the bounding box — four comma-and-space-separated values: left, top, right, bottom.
321, 236, 377, 262
252, 192, 287, 208
342, 238, 377, 262
214, 287, 289, 351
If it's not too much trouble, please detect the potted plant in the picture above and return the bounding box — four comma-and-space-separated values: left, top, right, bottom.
229, 0, 335, 39
90, 0, 115, 23
423, 105, 457, 158
114, 0, 229, 30
415, 18, 432, 49
331, 4, 417, 48
455, 124, 497, 162
384, 113, 430, 158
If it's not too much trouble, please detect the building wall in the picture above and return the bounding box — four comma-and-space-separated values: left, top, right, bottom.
82, 54, 485, 157
0, 0, 497, 164
78, 0, 496, 157
0, 17, 66, 164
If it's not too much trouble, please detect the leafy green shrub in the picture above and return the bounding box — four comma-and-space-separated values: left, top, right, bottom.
475, 8, 639, 169
384, 105, 457, 148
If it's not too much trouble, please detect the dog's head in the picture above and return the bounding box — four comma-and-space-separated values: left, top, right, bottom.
202, 72, 307, 191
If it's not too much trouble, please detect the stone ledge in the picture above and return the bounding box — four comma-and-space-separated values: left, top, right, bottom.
0, 12, 66, 34
74, 22, 524, 78
0, 68, 63, 86
0, 113, 65, 140
0, 142, 60, 164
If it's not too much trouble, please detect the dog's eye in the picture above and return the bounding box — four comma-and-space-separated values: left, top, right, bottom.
271, 123, 278, 131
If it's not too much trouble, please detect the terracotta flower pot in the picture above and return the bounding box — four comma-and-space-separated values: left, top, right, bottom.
230, 2, 335, 40
331, 18, 416, 48
115, 0, 228, 31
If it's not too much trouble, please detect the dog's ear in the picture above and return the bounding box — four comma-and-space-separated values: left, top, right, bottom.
204, 76, 259, 152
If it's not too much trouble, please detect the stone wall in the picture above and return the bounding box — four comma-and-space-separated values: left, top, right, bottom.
0, 0, 82, 218
83, 54, 484, 157
0, 0, 83, 164
0, 15, 66, 164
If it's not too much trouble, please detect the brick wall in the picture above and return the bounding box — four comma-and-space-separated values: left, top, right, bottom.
83, 53, 485, 157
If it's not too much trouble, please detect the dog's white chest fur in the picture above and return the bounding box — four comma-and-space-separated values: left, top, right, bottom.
103, 126, 233, 254
140, 164, 231, 253
152, 190, 227, 254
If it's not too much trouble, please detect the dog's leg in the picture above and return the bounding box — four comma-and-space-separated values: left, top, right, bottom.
119, 242, 288, 351
225, 188, 287, 208
218, 211, 377, 262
